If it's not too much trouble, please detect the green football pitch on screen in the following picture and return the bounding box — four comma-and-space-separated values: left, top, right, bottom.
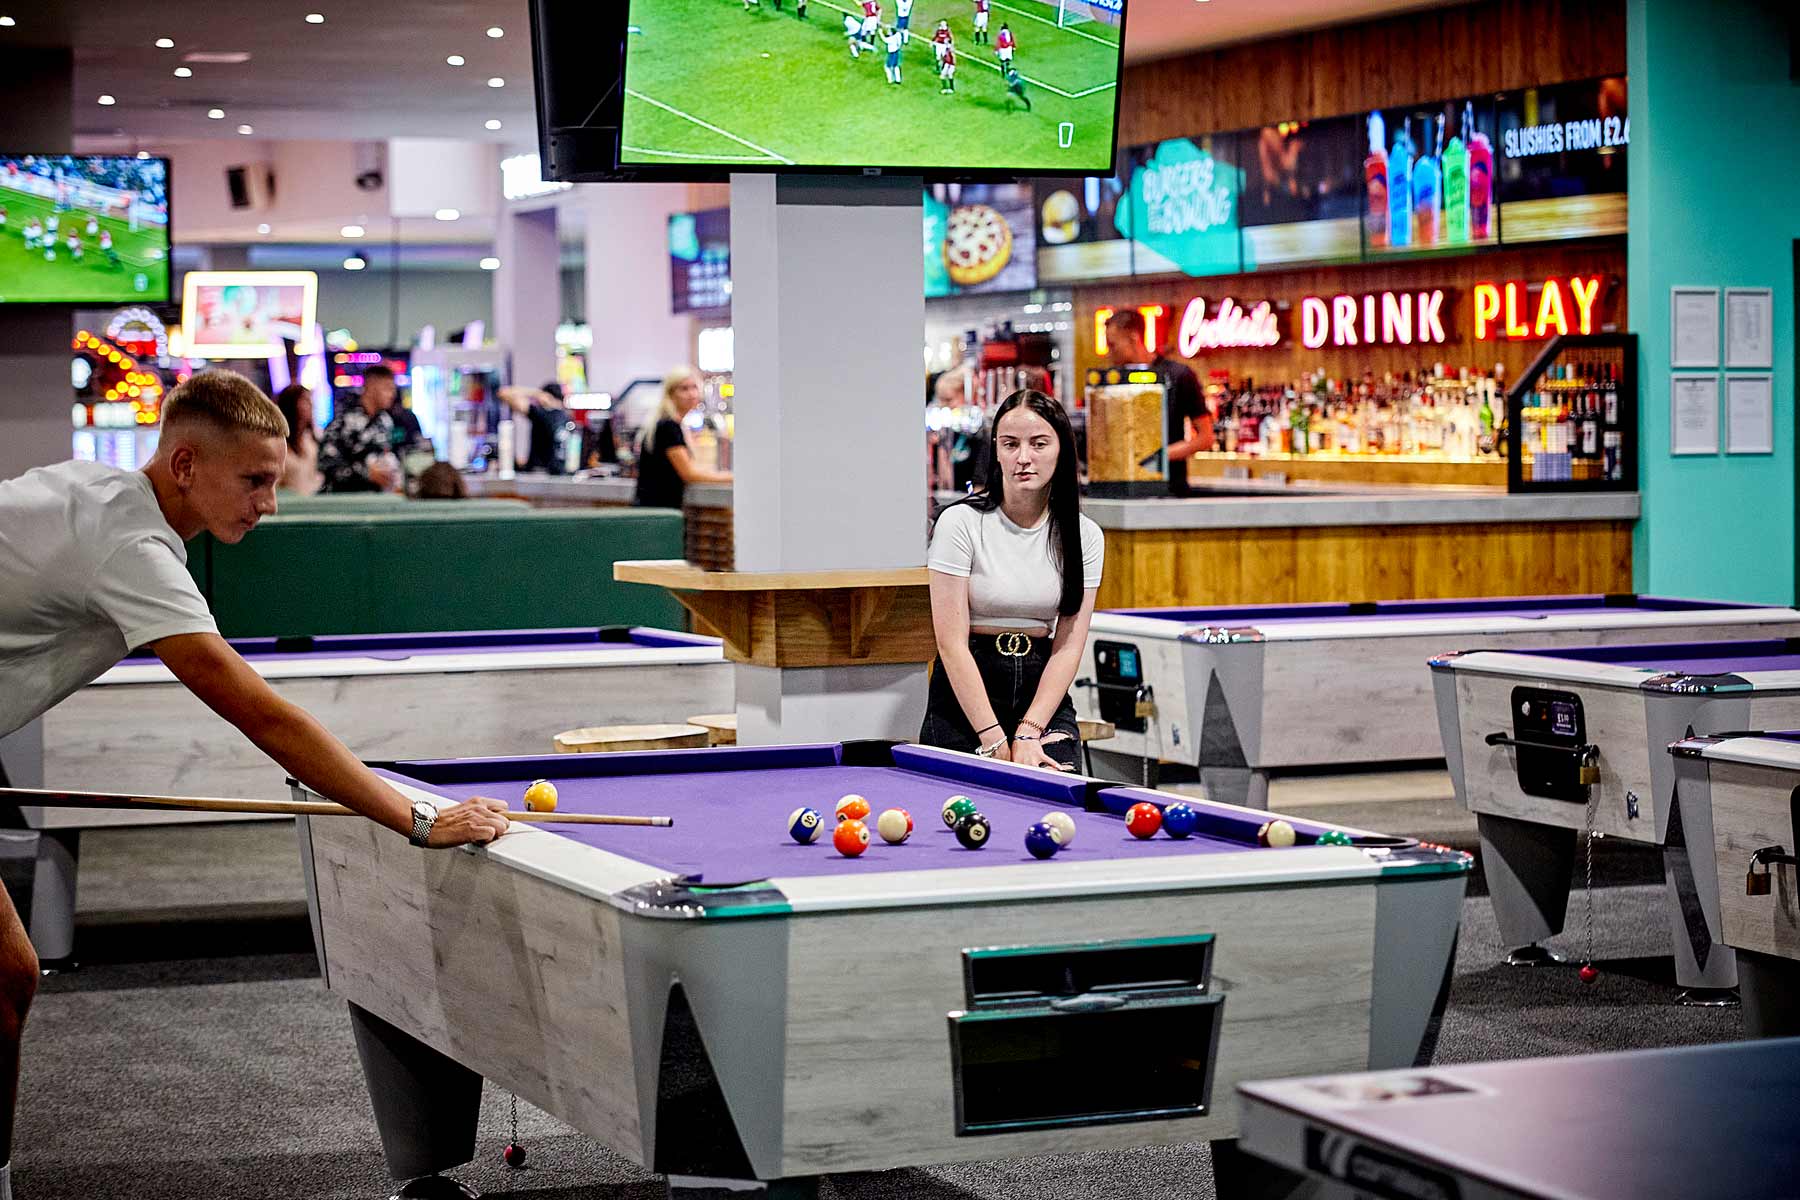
620, 0, 1124, 171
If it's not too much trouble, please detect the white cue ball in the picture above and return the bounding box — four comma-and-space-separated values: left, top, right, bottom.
1041, 811, 1076, 847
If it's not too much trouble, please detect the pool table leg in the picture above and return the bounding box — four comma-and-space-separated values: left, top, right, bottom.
27, 829, 78, 967
348, 1003, 483, 1186
1476, 813, 1574, 964
1739, 949, 1800, 1038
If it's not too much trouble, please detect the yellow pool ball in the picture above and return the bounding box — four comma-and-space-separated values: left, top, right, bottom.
523, 779, 559, 813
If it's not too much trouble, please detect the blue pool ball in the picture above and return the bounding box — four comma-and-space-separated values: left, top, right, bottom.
1024, 822, 1061, 860
1162, 801, 1200, 839
787, 806, 824, 844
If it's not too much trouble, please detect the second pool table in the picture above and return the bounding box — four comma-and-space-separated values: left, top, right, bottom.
296, 740, 1470, 1198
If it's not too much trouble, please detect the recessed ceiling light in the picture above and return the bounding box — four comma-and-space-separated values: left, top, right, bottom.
237, 124, 254, 135
484, 118, 502, 130
207, 108, 225, 119
341, 224, 365, 238
136, 150, 151, 159
343, 254, 366, 271
155, 37, 174, 48
446, 54, 465, 66
173, 66, 192, 77
0, 16, 15, 26
434, 208, 460, 222
486, 26, 503, 37
97, 94, 116, 106
486, 76, 504, 88
305, 12, 324, 23
257, 223, 271, 234
479, 257, 500, 271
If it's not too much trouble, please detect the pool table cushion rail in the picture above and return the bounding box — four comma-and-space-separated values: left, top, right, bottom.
1672, 730, 1800, 770
1428, 647, 1789, 694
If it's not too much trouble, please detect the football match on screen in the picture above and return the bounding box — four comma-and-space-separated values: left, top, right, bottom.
620, 0, 1125, 171
0, 155, 170, 304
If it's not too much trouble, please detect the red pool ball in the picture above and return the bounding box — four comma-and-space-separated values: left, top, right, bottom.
833, 819, 871, 857
1125, 802, 1162, 839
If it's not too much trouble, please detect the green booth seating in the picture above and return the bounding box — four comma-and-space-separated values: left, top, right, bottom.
192, 507, 686, 637
271, 493, 531, 516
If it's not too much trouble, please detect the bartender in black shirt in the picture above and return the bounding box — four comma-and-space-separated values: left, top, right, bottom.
498, 383, 568, 473
1104, 309, 1213, 496
634, 366, 731, 508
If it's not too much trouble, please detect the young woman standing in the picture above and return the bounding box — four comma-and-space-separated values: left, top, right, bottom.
921, 390, 1102, 770
633, 366, 732, 509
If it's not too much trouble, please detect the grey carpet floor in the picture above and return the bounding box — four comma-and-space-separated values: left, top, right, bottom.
7, 824, 1747, 1200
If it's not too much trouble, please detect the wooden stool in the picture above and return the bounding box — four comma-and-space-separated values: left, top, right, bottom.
1077, 718, 1116, 776
688, 713, 738, 747
553, 723, 710, 754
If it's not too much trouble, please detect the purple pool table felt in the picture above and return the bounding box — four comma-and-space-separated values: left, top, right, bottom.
124, 627, 715, 665
1512, 638, 1800, 677
383, 762, 1289, 884
1110, 595, 1767, 631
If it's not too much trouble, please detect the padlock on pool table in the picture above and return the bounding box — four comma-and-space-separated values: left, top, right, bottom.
1134, 685, 1156, 720
1747, 845, 1790, 896
1577, 745, 1600, 787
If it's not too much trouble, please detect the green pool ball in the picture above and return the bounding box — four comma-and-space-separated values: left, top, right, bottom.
1316, 830, 1354, 847
942, 795, 978, 828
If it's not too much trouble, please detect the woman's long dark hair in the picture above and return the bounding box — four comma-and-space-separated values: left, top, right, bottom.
273, 384, 311, 453
946, 388, 1084, 618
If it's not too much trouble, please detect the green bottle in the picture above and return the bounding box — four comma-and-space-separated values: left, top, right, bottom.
1444, 103, 1471, 245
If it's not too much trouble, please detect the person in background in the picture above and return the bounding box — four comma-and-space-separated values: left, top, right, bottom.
1104, 309, 1212, 497
497, 382, 568, 474
413, 462, 468, 500
921, 389, 1102, 772
634, 366, 731, 509
316, 364, 401, 493
272, 383, 322, 495
0, 370, 511, 1200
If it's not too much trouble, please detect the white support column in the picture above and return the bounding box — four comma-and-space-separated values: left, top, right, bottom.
728, 175, 929, 744
492, 205, 561, 390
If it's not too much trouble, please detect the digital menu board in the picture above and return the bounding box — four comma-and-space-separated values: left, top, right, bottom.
669, 207, 731, 316
1115, 134, 1244, 278
923, 183, 1038, 299
1034, 175, 1132, 283
1363, 96, 1500, 258
1238, 116, 1363, 269
1496, 76, 1629, 243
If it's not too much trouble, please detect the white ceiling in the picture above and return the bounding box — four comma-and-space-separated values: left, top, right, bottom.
0, 0, 1486, 149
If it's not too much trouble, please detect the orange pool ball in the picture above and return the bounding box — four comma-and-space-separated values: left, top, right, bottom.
833, 818, 871, 857
835, 793, 871, 823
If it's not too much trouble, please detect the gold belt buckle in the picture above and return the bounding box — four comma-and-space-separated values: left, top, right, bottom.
995, 632, 1032, 657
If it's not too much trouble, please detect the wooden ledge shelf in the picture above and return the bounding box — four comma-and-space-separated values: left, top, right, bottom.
613, 560, 934, 669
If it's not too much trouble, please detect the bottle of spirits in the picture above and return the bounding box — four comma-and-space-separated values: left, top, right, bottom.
1412, 114, 1442, 246
1467, 101, 1494, 241
1443, 107, 1470, 245
1364, 111, 1389, 249
1388, 117, 1414, 248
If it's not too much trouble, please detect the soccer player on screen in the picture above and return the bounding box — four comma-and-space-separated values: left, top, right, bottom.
1004, 63, 1032, 110
66, 233, 82, 262
932, 19, 953, 64
972, 0, 990, 44
100, 229, 118, 267
883, 27, 904, 83
938, 43, 957, 92
895, 0, 913, 42
844, 12, 865, 56
859, 0, 880, 48
996, 22, 1015, 65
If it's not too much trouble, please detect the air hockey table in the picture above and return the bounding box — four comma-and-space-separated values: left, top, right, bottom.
1074, 595, 1800, 807
1671, 730, 1800, 1037
1236, 1039, 1800, 1200
1432, 637, 1800, 998
295, 739, 1470, 1198
0, 625, 728, 962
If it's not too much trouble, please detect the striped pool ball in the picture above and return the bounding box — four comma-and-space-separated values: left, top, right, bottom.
787, 806, 824, 844
876, 807, 913, 844
1257, 819, 1297, 848
835, 793, 871, 823
1041, 811, 1077, 847
942, 795, 979, 828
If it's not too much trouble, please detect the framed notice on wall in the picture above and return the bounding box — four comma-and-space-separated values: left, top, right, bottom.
1725, 375, 1774, 455
1670, 287, 1719, 368
1670, 374, 1719, 455
1725, 288, 1774, 369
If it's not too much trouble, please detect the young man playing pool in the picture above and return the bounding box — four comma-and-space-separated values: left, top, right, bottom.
0, 370, 512, 1200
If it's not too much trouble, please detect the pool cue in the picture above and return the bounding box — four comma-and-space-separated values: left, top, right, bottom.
0, 787, 673, 827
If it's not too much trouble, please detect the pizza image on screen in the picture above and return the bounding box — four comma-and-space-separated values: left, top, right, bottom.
943, 204, 1014, 287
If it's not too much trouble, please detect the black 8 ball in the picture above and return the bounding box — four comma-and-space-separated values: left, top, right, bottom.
954, 812, 991, 850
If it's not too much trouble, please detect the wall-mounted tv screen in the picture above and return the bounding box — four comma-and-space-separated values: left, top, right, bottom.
0, 155, 171, 304
1362, 97, 1500, 259
1034, 174, 1130, 282
1238, 116, 1362, 269
1117, 134, 1244, 278
1496, 76, 1628, 244
532, 0, 1127, 177
670, 207, 732, 315
924, 183, 1038, 297
180, 271, 319, 359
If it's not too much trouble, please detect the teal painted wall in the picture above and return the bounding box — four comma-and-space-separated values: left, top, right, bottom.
1629, 0, 1799, 603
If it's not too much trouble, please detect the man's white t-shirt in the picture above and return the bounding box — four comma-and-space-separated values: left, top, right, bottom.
928, 502, 1103, 635
0, 461, 217, 737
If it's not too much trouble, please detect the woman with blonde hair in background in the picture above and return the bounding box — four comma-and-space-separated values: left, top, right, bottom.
634, 365, 731, 509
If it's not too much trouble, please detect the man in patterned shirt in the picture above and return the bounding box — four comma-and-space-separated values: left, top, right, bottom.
317, 365, 402, 492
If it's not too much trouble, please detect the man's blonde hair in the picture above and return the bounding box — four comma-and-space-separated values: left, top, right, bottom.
161, 370, 289, 441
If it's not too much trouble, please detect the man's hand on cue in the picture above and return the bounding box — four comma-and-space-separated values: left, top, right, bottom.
428, 796, 514, 847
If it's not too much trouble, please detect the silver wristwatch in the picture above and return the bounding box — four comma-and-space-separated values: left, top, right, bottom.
407, 800, 437, 847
